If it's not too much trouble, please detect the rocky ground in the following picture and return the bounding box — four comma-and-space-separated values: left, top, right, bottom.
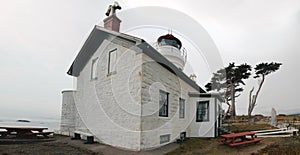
0, 134, 178, 155
0, 133, 299, 155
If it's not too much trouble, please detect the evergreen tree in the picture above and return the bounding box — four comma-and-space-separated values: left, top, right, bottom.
206, 63, 251, 118
248, 62, 282, 120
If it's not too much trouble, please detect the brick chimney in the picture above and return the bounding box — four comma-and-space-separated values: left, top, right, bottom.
103, 2, 122, 32
103, 14, 122, 32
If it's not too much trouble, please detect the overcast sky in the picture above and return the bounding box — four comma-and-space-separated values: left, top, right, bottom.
0, 0, 299, 119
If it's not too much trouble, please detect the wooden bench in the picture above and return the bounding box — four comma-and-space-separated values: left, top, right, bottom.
229, 138, 264, 147
72, 131, 94, 144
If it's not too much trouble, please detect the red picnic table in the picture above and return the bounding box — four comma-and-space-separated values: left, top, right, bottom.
0, 126, 53, 139
219, 132, 264, 147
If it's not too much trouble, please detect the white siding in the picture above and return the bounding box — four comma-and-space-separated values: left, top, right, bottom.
189, 97, 217, 137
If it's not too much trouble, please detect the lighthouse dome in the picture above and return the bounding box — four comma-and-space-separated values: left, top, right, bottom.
155, 34, 187, 70
157, 34, 182, 49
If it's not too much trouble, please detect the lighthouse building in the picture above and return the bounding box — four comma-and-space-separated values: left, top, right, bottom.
60, 4, 222, 151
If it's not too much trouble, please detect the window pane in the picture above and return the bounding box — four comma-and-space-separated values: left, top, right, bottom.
108, 49, 117, 74
196, 101, 209, 122
159, 90, 168, 117
91, 58, 98, 79
179, 98, 185, 119
160, 134, 170, 144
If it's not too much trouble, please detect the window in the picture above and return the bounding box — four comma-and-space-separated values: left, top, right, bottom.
159, 90, 169, 117
108, 49, 117, 74
91, 58, 98, 80
196, 101, 209, 122
179, 98, 185, 119
159, 38, 181, 49
160, 134, 170, 144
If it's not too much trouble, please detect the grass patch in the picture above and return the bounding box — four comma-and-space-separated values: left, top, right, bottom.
165, 136, 296, 155
224, 123, 277, 133
254, 137, 300, 155
165, 124, 296, 155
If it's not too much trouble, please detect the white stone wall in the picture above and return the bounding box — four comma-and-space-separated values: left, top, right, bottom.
61, 36, 221, 150
60, 90, 90, 138
72, 38, 143, 150
140, 54, 199, 149
60, 90, 76, 136
188, 97, 218, 137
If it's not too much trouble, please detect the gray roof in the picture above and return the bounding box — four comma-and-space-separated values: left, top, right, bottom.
67, 25, 206, 93
188, 93, 224, 102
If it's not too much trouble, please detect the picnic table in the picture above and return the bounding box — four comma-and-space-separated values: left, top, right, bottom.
219, 132, 263, 147
0, 126, 53, 139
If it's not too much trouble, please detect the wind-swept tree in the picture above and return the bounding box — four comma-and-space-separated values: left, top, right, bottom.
206, 63, 252, 119
248, 62, 282, 120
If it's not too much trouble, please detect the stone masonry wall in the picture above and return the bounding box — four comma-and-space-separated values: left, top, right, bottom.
60, 90, 76, 136
74, 38, 143, 150
140, 54, 199, 149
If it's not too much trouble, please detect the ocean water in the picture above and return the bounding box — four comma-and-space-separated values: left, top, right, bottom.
0, 117, 60, 132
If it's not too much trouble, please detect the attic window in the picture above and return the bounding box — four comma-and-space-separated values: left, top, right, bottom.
108, 49, 117, 75
91, 57, 98, 80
